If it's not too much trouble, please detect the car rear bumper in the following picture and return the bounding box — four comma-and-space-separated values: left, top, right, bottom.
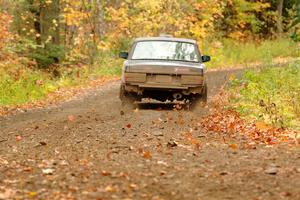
138, 84, 189, 90
124, 83, 205, 95
122, 72, 206, 95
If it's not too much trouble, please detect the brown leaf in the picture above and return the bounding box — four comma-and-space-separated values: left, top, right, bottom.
105, 185, 115, 192
229, 143, 238, 149
255, 121, 271, 131
143, 151, 152, 159
16, 135, 22, 141
101, 170, 111, 176
68, 115, 76, 122
129, 183, 138, 190
167, 140, 178, 148
23, 167, 33, 172
28, 192, 37, 197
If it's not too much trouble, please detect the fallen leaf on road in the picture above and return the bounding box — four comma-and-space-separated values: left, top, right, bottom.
220, 171, 228, 176
28, 192, 37, 197
105, 185, 115, 192
229, 143, 238, 149
143, 151, 152, 159
39, 141, 47, 146
160, 171, 167, 176
167, 140, 178, 148
54, 149, 60, 155
101, 170, 111, 176
23, 167, 33, 172
126, 124, 132, 128
15, 135, 22, 141
129, 183, 138, 190
265, 167, 278, 175
280, 192, 292, 197
42, 168, 54, 175
256, 121, 271, 131
68, 115, 76, 122
157, 160, 168, 166
191, 139, 200, 150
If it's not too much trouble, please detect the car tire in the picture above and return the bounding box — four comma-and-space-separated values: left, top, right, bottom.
192, 83, 208, 109
200, 83, 208, 103
119, 84, 138, 109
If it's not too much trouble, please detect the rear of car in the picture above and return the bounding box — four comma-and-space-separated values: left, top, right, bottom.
119, 36, 210, 104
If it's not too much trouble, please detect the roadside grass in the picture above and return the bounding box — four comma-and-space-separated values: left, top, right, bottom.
228, 61, 300, 131
203, 38, 300, 68
0, 63, 57, 106
0, 38, 299, 108
0, 53, 122, 107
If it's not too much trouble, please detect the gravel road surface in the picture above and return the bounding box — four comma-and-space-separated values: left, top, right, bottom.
0, 69, 299, 200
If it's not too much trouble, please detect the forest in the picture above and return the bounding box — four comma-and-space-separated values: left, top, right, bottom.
0, 0, 299, 67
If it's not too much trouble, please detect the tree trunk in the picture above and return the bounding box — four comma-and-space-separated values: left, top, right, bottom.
41, 0, 60, 45
53, 0, 60, 45
95, 0, 105, 39
277, 0, 284, 37
28, 0, 42, 45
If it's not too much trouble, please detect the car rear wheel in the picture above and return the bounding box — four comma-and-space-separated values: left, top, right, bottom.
119, 84, 139, 108
192, 83, 207, 109
200, 83, 208, 103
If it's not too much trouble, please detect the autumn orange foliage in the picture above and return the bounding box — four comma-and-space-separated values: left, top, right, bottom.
0, 12, 12, 51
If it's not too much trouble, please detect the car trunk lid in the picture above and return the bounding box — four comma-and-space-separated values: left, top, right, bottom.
127, 60, 203, 75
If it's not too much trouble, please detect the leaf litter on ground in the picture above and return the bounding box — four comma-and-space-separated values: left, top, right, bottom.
199, 89, 299, 147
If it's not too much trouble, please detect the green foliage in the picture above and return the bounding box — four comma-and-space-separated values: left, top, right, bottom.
229, 62, 300, 130
216, 0, 271, 39
0, 67, 58, 105
290, 0, 300, 41
11, 38, 65, 67
0, 52, 122, 106
30, 44, 65, 68
92, 51, 123, 76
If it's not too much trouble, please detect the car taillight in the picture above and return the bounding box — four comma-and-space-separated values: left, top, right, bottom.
200, 63, 205, 74
181, 75, 204, 85
124, 73, 146, 82
124, 65, 129, 72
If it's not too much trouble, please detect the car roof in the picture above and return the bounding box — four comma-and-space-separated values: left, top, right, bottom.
134, 36, 197, 44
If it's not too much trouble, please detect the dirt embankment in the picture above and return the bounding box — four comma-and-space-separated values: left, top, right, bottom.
0, 69, 299, 200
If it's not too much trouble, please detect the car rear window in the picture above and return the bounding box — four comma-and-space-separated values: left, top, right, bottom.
132, 41, 199, 62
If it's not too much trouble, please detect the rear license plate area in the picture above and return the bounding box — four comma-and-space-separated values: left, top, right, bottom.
155, 75, 172, 83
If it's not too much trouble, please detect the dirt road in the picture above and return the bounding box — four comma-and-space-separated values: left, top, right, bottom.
0, 69, 299, 200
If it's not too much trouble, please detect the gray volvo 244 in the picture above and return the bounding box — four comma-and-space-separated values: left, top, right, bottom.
119, 36, 211, 105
